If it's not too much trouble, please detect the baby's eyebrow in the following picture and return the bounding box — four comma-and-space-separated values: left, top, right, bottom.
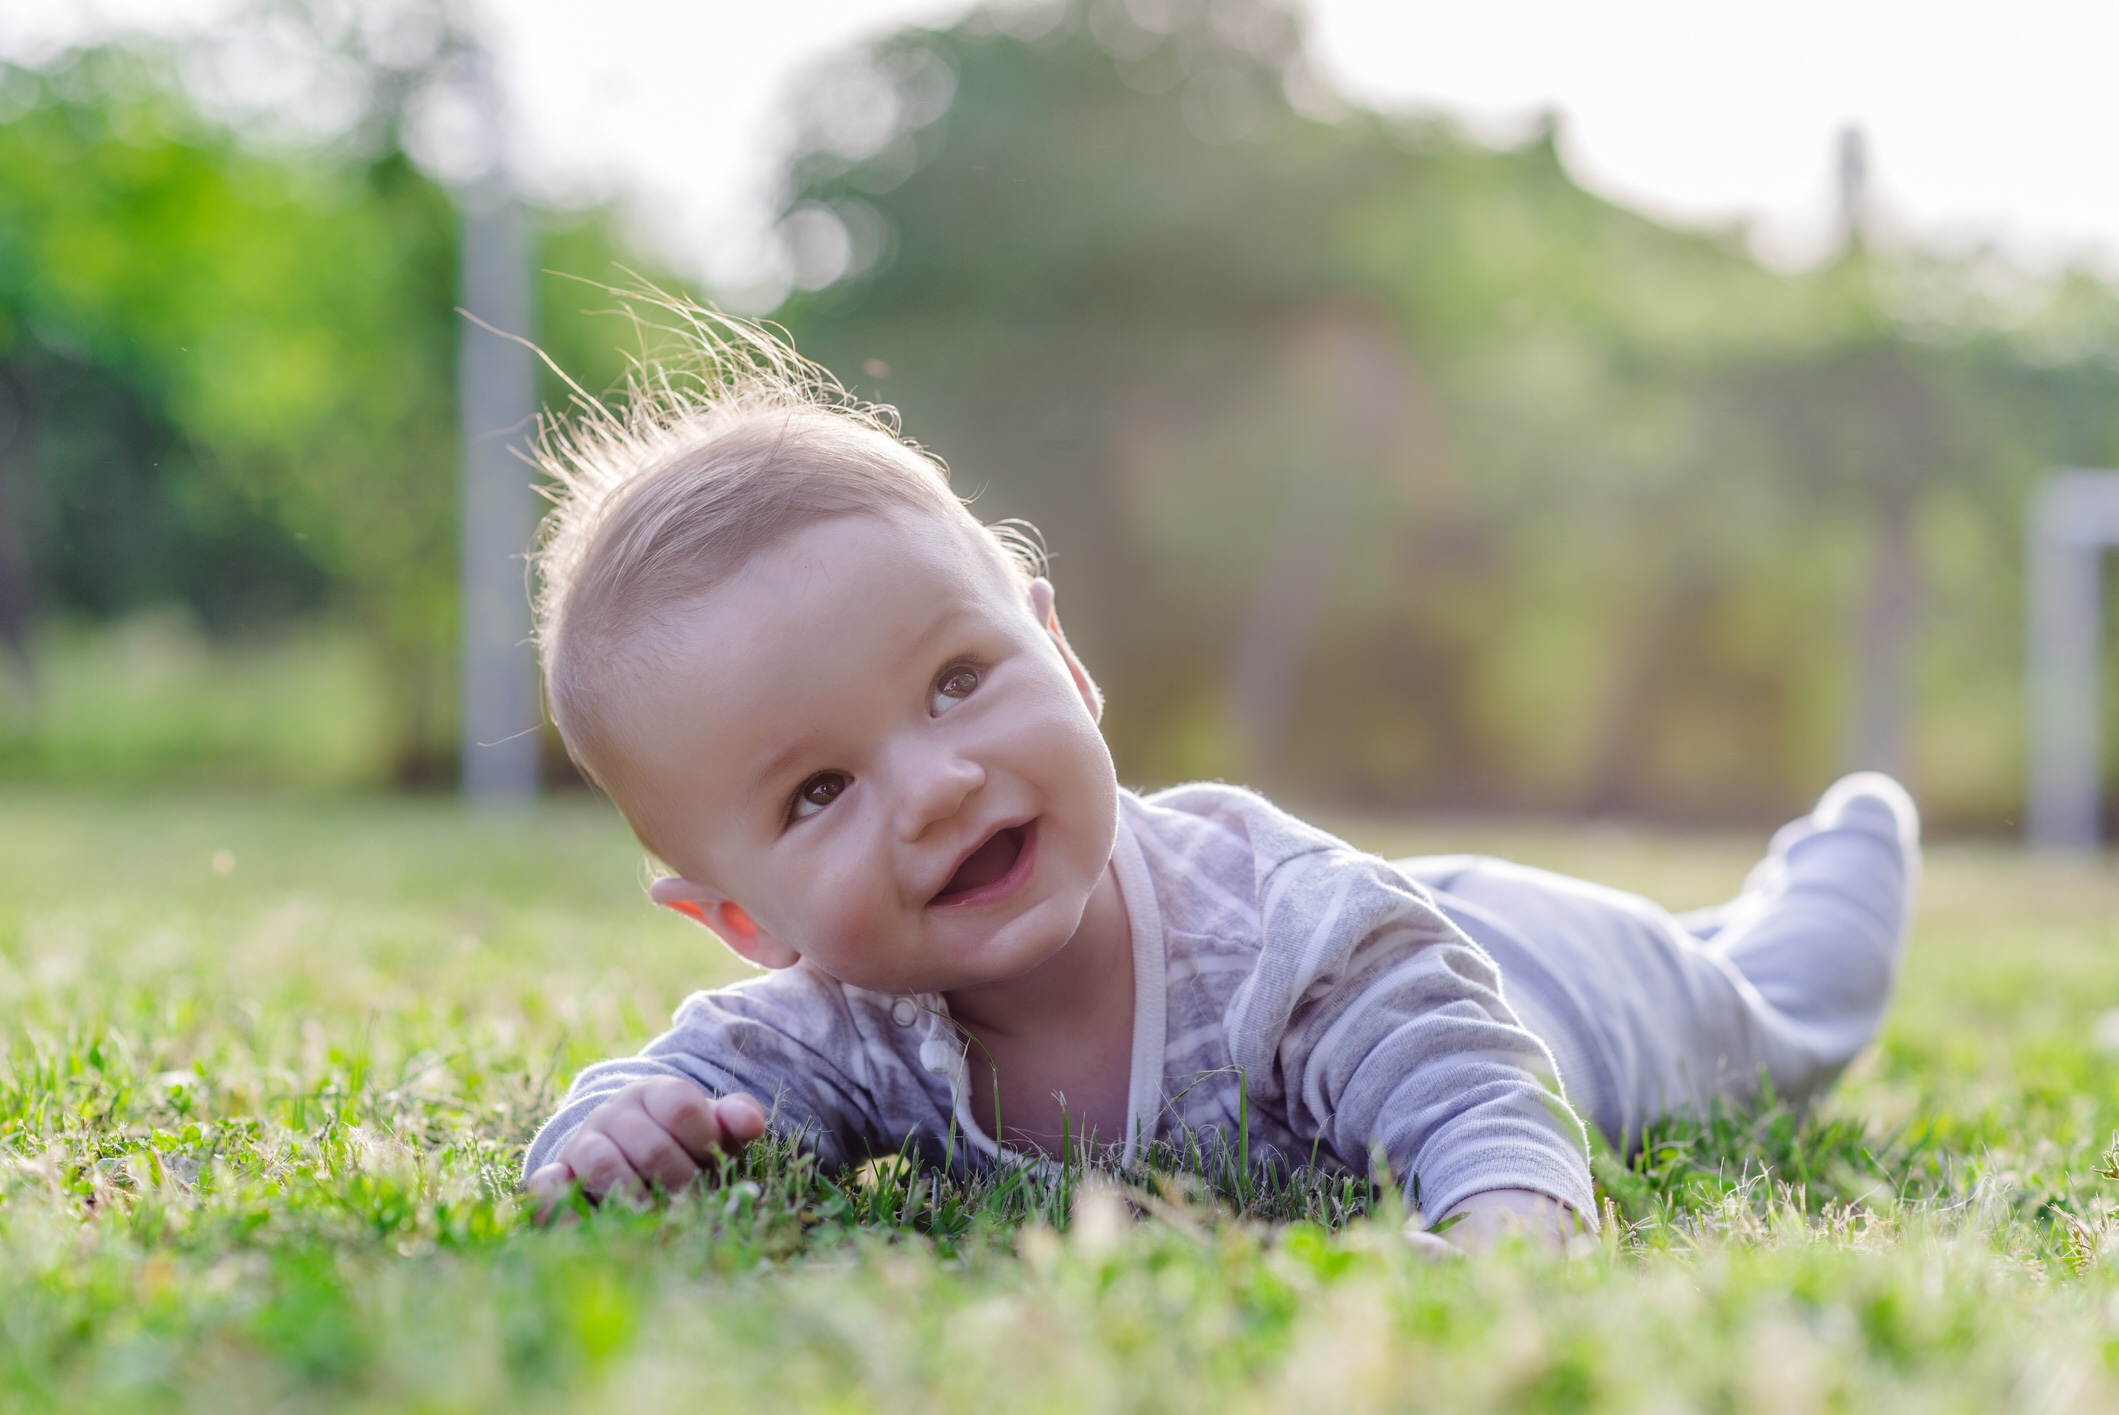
886, 593, 976, 662
748, 733, 822, 800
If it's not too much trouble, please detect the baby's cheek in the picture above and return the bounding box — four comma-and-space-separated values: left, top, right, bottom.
798, 869, 896, 962
1051, 721, 1119, 852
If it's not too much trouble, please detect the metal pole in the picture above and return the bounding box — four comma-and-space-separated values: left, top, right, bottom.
1837, 125, 1868, 253
2025, 470, 2119, 850
457, 181, 540, 803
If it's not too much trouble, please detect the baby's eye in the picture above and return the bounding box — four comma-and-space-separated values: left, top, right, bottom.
931, 665, 980, 715
789, 771, 850, 821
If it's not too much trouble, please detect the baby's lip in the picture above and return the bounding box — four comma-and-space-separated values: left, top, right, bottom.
929, 819, 1038, 909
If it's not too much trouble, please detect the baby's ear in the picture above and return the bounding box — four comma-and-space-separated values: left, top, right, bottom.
1028, 578, 1104, 722
647, 876, 801, 970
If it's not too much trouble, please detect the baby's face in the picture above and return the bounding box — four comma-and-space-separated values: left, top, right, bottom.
606, 511, 1120, 995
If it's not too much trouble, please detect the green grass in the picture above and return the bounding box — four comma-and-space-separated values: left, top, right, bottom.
4, 788, 2119, 1410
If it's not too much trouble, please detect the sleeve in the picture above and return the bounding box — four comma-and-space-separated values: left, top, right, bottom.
520, 963, 896, 1180
1224, 845, 1596, 1226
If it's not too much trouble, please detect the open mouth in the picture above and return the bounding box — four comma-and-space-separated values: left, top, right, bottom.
931, 822, 1035, 907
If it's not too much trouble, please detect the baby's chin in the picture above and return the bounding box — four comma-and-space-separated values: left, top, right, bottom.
821, 896, 1091, 997
955, 895, 1097, 981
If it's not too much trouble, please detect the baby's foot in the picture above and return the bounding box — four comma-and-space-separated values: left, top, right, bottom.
1781, 771, 1923, 921
1764, 771, 1920, 862
1702, 773, 1921, 941
1809, 771, 1922, 859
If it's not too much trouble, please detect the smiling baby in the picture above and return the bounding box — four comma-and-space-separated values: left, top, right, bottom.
520, 307, 1919, 1250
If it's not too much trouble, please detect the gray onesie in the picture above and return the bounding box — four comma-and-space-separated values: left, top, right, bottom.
524, 778, 1916, 1223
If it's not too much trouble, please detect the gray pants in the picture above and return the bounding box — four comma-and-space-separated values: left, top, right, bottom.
1394, 777, 1917, 1152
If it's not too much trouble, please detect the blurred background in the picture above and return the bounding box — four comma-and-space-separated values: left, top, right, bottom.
4, 0, 2118, 831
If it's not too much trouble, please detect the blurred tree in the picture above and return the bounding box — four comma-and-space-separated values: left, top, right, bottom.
0, 24, 668, 779
0, 348, 327, 634
779, 0, 2119, 825
0, 44, 461, 772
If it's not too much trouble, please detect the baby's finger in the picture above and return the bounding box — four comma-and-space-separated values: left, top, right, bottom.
1400, 1217, 1466, 1263
603, 1102, 702, 1195
567, 1128, 647, 1206
528, 1161, 573, 1195
639, 1079, 726, 1162
714, 1092, 767, 1145
527, 1162, 578, 1226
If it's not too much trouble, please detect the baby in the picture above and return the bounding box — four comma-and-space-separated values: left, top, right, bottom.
520, 311, 1919, 1249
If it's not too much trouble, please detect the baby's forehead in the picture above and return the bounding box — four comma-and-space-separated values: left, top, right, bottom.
694, 508, 1021, 626
622, 511, 1024, 721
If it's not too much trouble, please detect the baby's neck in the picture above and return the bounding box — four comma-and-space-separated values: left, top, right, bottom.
944, 863, 1135, 1155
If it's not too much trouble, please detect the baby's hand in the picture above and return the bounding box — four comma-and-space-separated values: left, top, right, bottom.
527, 1079, 766, 1219
1407, 1188, 1575, 1257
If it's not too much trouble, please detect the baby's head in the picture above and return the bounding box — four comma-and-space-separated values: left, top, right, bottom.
533, 307, 1120, 994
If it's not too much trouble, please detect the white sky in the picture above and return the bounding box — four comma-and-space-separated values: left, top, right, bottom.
11, 0, 2119, 285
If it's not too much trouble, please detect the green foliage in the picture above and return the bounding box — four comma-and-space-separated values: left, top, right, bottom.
4, 790, 2119, 1407
0, 39, 680, 779
0, 47, 461, 646
0, 343, 327, 631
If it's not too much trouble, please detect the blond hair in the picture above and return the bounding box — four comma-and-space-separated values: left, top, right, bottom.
528, 295, 1039, 788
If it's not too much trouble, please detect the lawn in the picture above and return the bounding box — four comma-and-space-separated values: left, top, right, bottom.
3, 787, 2119, 1411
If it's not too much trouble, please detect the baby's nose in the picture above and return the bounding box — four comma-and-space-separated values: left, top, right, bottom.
892, 749, 986, 839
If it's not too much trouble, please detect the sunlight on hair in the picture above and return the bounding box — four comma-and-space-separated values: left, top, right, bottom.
523, 284, 1045, 780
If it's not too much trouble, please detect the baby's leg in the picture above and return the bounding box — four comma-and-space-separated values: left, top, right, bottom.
1707, 772, 1919, 1090
1396, 773, 1919, 1151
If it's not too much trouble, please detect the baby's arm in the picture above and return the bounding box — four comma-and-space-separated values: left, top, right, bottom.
1238, 843, 1598, 1230
528, 1078, 766, 1211
522, 966, 893, 1212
